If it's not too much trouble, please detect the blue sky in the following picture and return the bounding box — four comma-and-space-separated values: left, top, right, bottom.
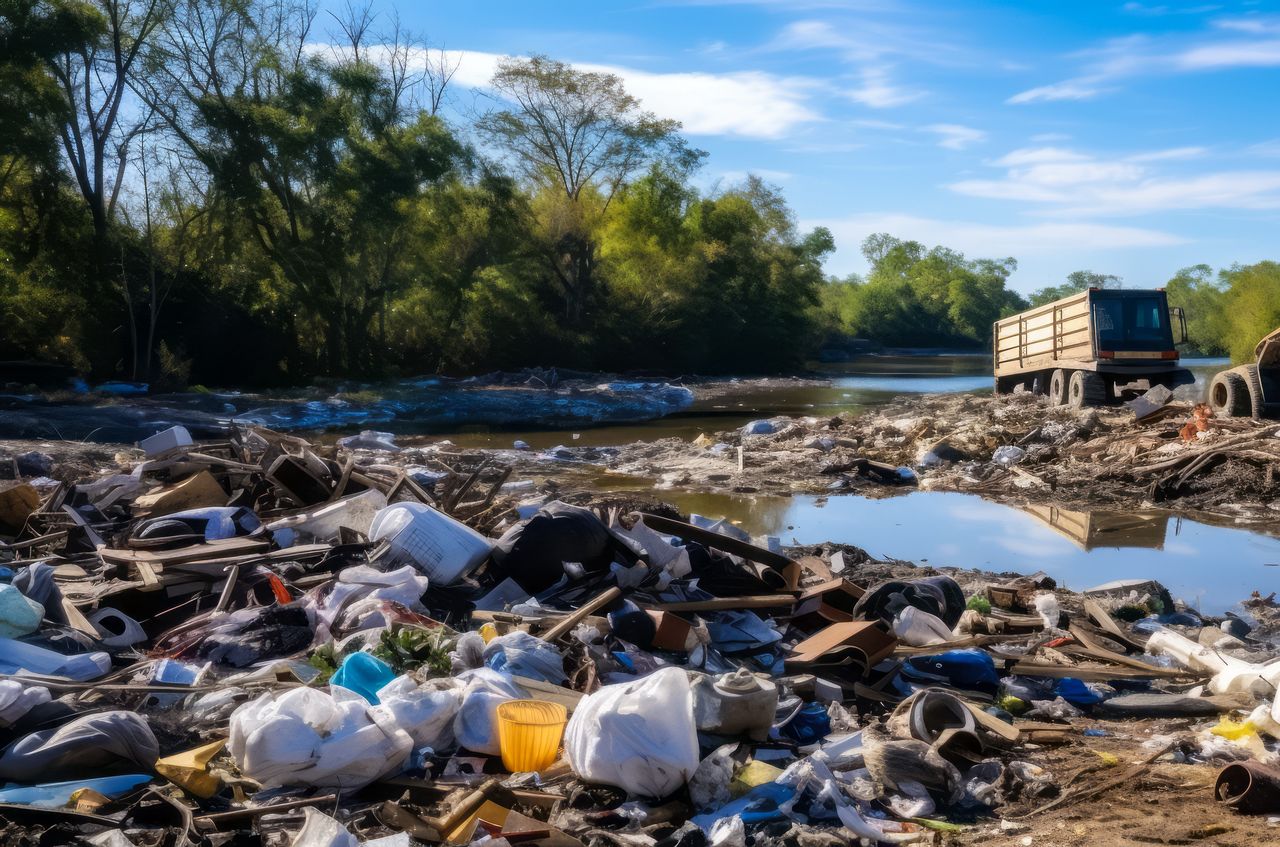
315, 0, 1280, 294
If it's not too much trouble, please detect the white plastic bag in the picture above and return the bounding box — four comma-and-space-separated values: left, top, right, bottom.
564, 666, 699, 798
891, 607, 953, 647
0, 680, 51, 727
373, 675, 462, 749
452, 668, 526, 755
229, 686, 412, 788
290, 808, 359, 847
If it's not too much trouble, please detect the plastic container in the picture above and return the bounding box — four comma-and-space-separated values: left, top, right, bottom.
0, 637, 111, 681
496, 700, 567, 773
692, 669, 779, 741
267, 489, 387, 546
0, 774, 151, 808
369, 502, 492, 584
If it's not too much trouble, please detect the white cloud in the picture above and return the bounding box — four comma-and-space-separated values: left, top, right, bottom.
1031, 132, 1072, 142
335, 45, 823, 140
1008, 78, 1106, 104
1176, 38, 1280, 69
1126, 146, 1208, 161
807, 212, 1185, 260
1012, 21, 1280, 103
845, 66, 924, 108
926, 123, 986, 150
950, 145, 1280, 216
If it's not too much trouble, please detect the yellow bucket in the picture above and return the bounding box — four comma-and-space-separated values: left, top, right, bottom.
496, 700, 568, 773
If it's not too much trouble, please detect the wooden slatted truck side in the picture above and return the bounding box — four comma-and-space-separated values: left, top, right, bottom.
993, 288, 1193, 408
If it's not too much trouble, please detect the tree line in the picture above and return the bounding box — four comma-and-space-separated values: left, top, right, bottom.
1, 1, 1275, 390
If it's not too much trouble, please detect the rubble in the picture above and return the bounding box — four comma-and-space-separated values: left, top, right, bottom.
587, 392, 1280, 526
0, 422, 1276, 847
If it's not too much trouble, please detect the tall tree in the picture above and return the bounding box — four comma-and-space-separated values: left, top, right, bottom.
1028, 269, 1121, 307
44, 0, 168, 272
478, 55, 702, 325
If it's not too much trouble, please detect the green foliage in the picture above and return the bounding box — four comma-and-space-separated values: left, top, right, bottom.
0, 1, 1265, 381
1164, 264, 1228, 357
1219, 261, 1280, 363
1028, 270, 1122, 307
819, 233, 1024, 348
371, 626, 454, 675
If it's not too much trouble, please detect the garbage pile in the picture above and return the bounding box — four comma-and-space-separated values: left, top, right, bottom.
0, 423, 1278, 845
601, 391, 1280, 524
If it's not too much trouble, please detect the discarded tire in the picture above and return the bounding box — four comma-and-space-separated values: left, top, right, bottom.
1208, 369, 1253, 418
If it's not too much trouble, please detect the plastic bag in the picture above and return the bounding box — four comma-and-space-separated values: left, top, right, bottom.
483, 631, 567, 684
291, 808, 359, 847
229, 686, 413, 788
452, 668, 526, 755
0, 680, 51, 727
374, 675, 462, 749
891, 606, 953, 646
0, 711, 159, 782
564, 666, 699, 798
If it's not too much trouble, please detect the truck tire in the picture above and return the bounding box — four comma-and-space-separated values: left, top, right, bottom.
1048, 369, 1067, 405
1068, 371, 1107, 408
1209, 369, 1253, 418
1239, 364, 1265, 418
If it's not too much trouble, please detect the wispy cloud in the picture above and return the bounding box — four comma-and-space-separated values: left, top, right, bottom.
1008, 78, 1107, 104
807, 212, 1185, 259
336, 45, 823, 140
1121, 2, 1222, 17
1010, 20, 1280, 103
845, 66, 924, 107
926, 123, 986, 150
950, 145, 1280, 216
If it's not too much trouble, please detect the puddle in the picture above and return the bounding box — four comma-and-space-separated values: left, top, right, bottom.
636, 489, 1277, 614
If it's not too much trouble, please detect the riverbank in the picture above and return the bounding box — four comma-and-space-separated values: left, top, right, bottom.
494, 391, 1280, 530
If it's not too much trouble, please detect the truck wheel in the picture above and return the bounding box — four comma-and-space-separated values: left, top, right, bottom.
1068, 371, 1106, 408
1048, 369, 1067, 405
1209, 370, 1252, 418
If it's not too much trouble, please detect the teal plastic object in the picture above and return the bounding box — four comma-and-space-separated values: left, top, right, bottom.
0, 774, 151, 808
0, 584, 43, 639
330, 652, 395, 704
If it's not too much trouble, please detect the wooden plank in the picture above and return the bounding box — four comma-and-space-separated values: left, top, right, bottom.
638, 513, 792, 571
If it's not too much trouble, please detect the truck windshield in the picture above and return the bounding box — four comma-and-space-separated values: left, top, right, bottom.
1093, 296, 1169, 351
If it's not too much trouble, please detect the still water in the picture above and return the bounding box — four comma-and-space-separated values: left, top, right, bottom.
645, 490, 1278, 615
443, 355, 1229, 449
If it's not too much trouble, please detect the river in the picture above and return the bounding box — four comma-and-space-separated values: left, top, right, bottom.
442, 355, 1277, 615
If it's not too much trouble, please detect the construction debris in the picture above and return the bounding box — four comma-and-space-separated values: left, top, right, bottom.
0, 423, 1276, 846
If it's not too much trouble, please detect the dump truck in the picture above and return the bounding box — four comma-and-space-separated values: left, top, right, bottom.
993, 288, 1192, 407
1206, 327, 1280, 419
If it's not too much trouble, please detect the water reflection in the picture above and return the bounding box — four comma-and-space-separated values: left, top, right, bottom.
640, 490, 1277, 614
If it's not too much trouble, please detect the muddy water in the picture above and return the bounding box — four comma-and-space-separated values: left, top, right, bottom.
442, 355, 1229, 449
631, 489, 1276, 615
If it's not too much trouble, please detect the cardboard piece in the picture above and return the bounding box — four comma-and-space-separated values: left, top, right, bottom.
155, 739, 227, 798
0, 482, 39, 534
791, 578, 866, 629
785, 620, 897, 672
133, 471, 227, 517
646, 611, 693, 652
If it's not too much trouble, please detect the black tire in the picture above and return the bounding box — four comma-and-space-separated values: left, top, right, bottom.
1239, 364, 1264, 418
1048, 369, 1067, 405
1209, 370, 1252, 418
1068, 370, 1107, 408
